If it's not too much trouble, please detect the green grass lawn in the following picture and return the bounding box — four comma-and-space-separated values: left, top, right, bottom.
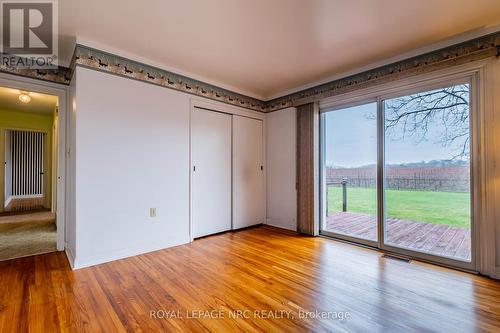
327, 186, 470, 228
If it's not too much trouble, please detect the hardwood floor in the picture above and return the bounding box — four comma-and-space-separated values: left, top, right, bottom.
1, 226, 500, 332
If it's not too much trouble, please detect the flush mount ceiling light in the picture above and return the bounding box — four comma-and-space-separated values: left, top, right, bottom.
18, 92, 31, 104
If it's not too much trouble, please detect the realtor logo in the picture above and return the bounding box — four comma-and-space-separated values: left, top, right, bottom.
0, 0, 58, 68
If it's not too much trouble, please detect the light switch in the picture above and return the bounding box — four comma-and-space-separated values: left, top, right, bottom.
150, 208, 157, 218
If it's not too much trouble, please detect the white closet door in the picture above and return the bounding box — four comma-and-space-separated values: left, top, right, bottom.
232, 115, 265, 229
192, 108, 232, 238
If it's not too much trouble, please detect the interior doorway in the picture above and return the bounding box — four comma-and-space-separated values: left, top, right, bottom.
0, 85, 60, 261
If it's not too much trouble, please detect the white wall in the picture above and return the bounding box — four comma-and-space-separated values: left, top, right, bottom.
265, 107, 297, 231
66, 58, 500, 278
68, 67, 262, 269
71, 67, 192, 268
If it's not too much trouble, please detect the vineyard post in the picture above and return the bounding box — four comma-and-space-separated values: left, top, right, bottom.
342, 178, 347, 212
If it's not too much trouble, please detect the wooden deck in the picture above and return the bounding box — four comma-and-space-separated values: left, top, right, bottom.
325, 212, 471, 261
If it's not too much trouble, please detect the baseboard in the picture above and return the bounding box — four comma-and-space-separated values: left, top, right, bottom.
65, 247, 76, 269
4, 196, 12, 208
266, 219, 297, 232
231, 223, 263, 232
71, 237, 190, 270
5, 196, 45, 212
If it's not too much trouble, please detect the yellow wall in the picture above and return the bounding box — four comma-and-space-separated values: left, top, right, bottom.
0, 110, 54, 212
0, 110, 54, 130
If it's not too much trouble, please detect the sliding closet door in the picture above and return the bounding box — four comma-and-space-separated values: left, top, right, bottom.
192, 108, 232, 238
232, 115, 265, 229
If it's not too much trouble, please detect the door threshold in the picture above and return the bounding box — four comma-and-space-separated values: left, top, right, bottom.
381, 253, 412, 263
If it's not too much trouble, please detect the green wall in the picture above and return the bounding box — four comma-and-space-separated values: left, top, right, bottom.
0, 110, 53, 131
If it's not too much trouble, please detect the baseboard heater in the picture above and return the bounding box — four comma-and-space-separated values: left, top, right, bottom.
382, 253, 412, 263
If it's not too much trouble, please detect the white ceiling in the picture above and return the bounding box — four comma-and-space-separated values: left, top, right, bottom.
0, 87, 57, 115
59, 0, 500, 100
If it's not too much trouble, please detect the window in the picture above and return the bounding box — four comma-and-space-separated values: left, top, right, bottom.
320, 80, 474, 268
322, 102, 378, 243
383, 84, 471, 261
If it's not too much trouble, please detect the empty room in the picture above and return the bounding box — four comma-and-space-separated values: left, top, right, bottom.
1, 1, 500, 332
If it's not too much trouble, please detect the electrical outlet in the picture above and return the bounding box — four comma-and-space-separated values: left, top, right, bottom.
150, 208, 157, 218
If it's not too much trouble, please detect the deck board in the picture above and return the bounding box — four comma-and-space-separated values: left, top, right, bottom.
325, 212, 471, 261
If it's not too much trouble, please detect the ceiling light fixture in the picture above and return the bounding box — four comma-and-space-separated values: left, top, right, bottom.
19, 92, 31, 104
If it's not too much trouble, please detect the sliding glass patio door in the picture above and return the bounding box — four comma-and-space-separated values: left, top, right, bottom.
320, 101, 379, 246
381, 83, 472, 266
320, 80, 474, 270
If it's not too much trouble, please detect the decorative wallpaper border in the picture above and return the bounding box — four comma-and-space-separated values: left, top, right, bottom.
0, 54, 71, 84
74, 45, 268, 112
266, 32, 500, 111
0, 31, 499, 113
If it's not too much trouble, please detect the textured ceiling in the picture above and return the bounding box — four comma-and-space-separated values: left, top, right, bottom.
59, 0, 500, 99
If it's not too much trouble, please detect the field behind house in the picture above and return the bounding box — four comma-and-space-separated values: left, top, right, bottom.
326, 164, 471, 228
327, 187, 471, 228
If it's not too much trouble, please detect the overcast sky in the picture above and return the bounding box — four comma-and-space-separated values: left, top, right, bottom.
324, 102, 467, 167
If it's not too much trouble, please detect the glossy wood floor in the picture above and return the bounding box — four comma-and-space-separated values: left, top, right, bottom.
1, 226, 500, 332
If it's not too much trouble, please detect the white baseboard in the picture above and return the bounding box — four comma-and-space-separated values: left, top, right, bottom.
65, 247, 76, 269
71, 237, 190, 270
266, 218, 297, 232
4, 196, 12, 207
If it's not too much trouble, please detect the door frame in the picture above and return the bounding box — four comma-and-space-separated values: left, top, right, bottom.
0, 72, 68, 251
319, 60, 489, 271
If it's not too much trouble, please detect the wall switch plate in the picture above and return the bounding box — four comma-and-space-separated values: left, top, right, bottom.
150, 208, 157, 218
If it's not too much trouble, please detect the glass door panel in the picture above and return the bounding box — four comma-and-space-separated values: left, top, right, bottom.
322, 102, 378, 243
383, 83, 472, 262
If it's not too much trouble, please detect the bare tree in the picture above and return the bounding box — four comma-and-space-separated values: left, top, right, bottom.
383, 84, 470, 159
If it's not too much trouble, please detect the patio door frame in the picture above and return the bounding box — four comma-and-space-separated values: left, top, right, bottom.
319, 62, 485, 272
